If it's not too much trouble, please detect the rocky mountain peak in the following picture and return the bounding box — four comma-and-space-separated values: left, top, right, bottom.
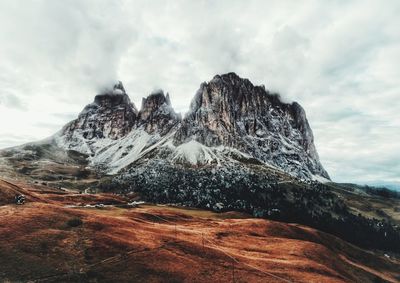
56, 73, 328, 180
62, 81, 137, 141
113, 81, 126, 93
188, 72, 267, 115
139, 90, 170, 118
176, 72, 329, 180
137, 90, 180, 134
211, 72, 250, 86
93, 81, 132, 108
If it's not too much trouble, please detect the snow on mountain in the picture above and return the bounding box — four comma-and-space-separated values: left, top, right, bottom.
61, 81, 138, 140
45, 74, 329, 181
170, 140, 219, 166
174, 73, 329, 179
55, 129, 153, 174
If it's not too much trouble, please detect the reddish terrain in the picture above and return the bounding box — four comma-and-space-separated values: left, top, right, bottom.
0, 178, 399, 282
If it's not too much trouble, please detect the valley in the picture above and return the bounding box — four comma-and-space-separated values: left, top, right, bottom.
1, 178, 399, 283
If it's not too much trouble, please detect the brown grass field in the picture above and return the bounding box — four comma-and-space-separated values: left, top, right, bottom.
0, 178, 399, 283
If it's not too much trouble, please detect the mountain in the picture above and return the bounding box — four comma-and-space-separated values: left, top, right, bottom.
2, 73, 399, 256
174, 73, 329, 179
53, 72, 328, 181
363, 181, 400, 192
61, 81, 138, 142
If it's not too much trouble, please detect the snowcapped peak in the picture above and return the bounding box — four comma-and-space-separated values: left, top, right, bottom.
149, 88, 164, 96
113, 81, 126, 93
62, 80, 138, 141
143, 89, 173, 106
175, 73, 330, 180
211, 72, 241, 82
137, 90, 180, 134
96, 80, 127, 96
57, 73, 329, 180
140, 90, 169, 112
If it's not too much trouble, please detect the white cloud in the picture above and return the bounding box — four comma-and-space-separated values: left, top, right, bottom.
0, 0, 399, 184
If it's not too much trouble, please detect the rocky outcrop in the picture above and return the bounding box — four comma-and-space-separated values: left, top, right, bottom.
137, 90, 180, 135
57, 73, 329, 180
62, 81, 138, 140
175, 73, 329, 179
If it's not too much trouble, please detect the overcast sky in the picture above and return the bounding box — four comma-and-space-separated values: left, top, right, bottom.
0, 0, 399, 185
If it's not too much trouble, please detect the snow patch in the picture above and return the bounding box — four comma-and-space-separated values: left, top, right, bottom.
171, 140, 218, 165
311, 174, 331, 183
94, 130, 152, 174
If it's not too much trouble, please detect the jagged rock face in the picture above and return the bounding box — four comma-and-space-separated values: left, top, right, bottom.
175, 73, 329, 179
137, 90, 180, 135
62, 82, 138, 140
55, 73, 329, 180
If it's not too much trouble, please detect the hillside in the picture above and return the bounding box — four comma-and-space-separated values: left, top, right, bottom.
1, 73, 399, 282
0, 179, 399, 283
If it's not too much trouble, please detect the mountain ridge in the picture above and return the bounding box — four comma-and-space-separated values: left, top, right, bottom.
52, 72, 329, 181
1, 74, 400, 257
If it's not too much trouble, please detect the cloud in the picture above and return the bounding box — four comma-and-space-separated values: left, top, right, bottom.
0, 93, 25, 109
0, 0, 399, 184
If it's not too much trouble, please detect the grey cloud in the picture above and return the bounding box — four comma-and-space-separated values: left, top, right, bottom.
51, 112, 80, 121
0, 133, 39, 150
0, 93, 25, 109
0, 0, 399, 185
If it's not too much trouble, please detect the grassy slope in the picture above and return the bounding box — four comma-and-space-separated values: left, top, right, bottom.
327, 182, 400, 225
0, 179, 399, 283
